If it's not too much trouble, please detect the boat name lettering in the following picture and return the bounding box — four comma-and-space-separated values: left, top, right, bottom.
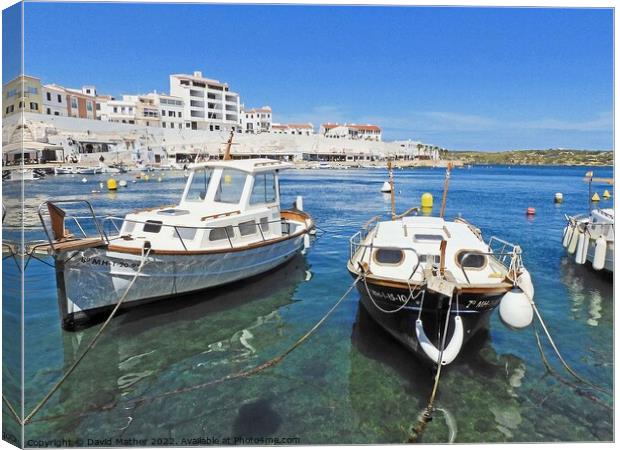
369, 289, 411, 304
80, 256, 140, 268
466, 299, 493, 309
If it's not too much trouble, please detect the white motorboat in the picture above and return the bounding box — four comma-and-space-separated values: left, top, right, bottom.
38, 158, 314, 330
74, 166, 102, 175
54, 166, 76, 175
563, 208, 614, 273
348, 165, 534, 365
563, 172, 614, 274
318, 161, 330, 169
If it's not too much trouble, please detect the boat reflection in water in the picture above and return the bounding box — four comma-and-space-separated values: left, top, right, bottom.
348, 303, 528, 443
560, 257, 612, 328
30, 255, 310, 438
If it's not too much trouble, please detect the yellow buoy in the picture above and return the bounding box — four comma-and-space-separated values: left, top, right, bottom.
144, 175, 150, 181
107, 179, 117, 191
421, 192, 433, 208
603, 190, 611, 199
421, 206, 433, 216
592, 192, 600, 202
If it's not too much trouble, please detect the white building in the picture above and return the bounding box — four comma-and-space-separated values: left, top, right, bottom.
271, 123, 314, 136
240, 106, 272, 133
145, 92, 184, 130
99, 96, 137, 124
169, 71, 241, 132
321, 123, 382, 141
42, 84, 68, 116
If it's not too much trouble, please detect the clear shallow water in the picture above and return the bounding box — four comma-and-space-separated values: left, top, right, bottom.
2, 165, 613, 444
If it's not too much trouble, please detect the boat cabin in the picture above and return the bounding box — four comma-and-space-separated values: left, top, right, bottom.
116, 159, 295, 251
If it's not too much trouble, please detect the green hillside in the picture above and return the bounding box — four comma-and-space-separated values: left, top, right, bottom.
451, 149, 613, 166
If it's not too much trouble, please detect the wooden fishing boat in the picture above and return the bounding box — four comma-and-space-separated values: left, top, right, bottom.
37, 150, 314, 330
347, 164, 534, 365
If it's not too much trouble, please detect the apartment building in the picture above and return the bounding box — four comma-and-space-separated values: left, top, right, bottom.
99, 96, 137, 124
42, 84, 68, 116
271, 123, 314, 136
146, 92, 184, 129
3, 75, 43, 118
133, 95, 161, 127
240, 106, 272, 133
169, 71, 240, 131
321, 123, 382, 141
65, 87, 97, 120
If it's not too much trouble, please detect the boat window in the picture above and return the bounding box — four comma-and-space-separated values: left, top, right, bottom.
250, 172, 277, 204
143, 220, 163, 233
173, 227, 197, 241
239, 220, 257, 236
456, 251, 487, 269
373, 249, 404, 265
215, 169, 247, 204
185, 168, 213, 202
209, 225, 234, 242
260, 217, 270, 232
413, 234, 444, 242
122, 221, 135, 234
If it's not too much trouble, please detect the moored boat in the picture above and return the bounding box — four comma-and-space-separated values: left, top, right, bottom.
37, 157, 314, 330
562, 171, 614, 274
563, 208, 614, 273
347, 165, 534, 365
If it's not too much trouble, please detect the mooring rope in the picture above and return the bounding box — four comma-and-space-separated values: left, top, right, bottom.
118, 275, 361, 410
533, 325, 612, 411
3, 245, 152, 425
361, 269, 424, 314
408, 290, 456, 443
530, 299, 611, 396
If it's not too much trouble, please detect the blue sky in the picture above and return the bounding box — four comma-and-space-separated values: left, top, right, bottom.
10, 3, 615, 150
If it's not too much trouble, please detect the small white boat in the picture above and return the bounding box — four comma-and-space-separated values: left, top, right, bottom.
563, 172, 614, 273
38, 158, 314, 330
5, 169, 42, 181
348, 165, 534, 365
54, 166, 76, 175
74, 166, 102, 175
563, 208, 614, 273
318, 161, 330, 169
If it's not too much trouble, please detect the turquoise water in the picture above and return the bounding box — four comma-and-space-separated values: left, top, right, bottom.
2, 165, 614, 444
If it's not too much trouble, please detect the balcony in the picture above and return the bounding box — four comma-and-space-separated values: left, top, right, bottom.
190, 100, 204, 108
189, 90, 203, 98
190, 110, 205, 118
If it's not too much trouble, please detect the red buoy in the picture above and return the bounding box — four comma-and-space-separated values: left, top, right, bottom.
526, 207, 536, 216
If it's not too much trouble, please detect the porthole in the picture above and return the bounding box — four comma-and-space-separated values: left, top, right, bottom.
373, 249, 404, 266
456, 250, 487, 269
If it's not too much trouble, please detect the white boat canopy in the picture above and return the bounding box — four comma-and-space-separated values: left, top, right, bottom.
189, 158, 293, 174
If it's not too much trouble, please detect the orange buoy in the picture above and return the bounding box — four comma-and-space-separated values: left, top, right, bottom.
526, 207, 536, 216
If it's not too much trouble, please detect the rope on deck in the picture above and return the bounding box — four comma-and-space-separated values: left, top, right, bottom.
3, 245, 152, 425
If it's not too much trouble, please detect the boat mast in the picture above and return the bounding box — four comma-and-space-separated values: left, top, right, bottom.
223, 130, 235, 160
388, 159, 396, 219
439, 163, 453, 218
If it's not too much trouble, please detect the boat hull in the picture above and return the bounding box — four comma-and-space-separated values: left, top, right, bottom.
354, 276, 501, 365
55, 234, 305, 330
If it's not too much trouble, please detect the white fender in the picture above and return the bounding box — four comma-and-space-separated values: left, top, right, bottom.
562, 224, 573, 248
415, 316, 464, 365
593, 236, 607, 271
567, 227, 581, 254
575, 231, 588, 264
516, 269, 534, 301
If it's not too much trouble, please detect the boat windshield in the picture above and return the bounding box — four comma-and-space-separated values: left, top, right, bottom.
215, 168, 247, 204
185, 168, 213, 202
